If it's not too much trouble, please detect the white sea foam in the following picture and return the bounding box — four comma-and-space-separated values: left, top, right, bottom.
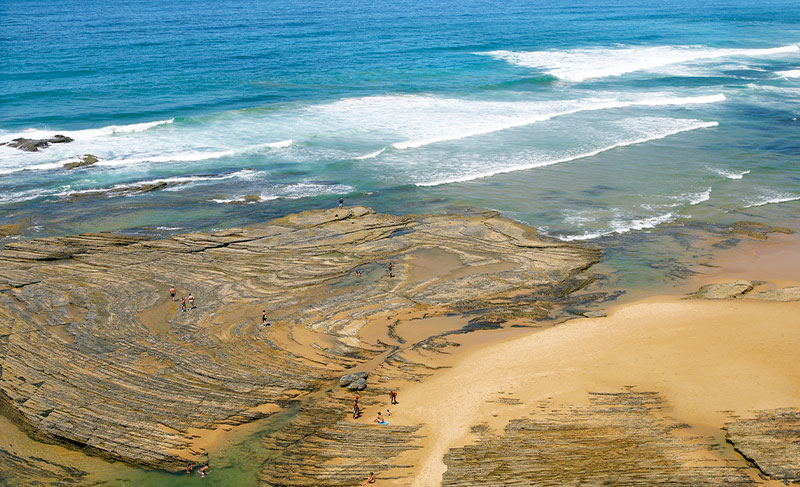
415, 120, 718, 186
777, 69, 800, 78
0, 119, 174, 144
743, 191, 800, 208
210, 182, 352, 204
389, 94, 723, 150
355, 147, 386, 159
97, 140, 292, 167
481, 44, 799, 82
554, 212, 676, 241
686, 187, 712, 205
709, 167, 750, 179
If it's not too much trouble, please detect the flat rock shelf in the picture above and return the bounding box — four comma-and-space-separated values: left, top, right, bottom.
0, 207, 600, 476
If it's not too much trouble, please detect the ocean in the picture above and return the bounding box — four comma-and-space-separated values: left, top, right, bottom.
2, 0, 800, 284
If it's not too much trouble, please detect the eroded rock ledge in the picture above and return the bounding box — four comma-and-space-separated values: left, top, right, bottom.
0, 207, 600, 471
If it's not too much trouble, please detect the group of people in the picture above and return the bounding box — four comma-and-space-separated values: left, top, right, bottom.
169, 287, 196, 312
351, 390, 399, 484
186, 463, 209, 477
352, 262, 394, 280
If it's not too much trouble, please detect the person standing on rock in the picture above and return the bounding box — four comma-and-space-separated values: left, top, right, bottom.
389, 390, 397, 405
262, 310, 271, 327
179, 297, 187, 312
188, 293, 195, 309
338, 197, 344, 208
170, 287, 176, 301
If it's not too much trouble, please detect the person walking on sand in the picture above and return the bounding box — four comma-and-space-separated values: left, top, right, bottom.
170, 287, 176, 301
179, 297, 187, 312
389, 390, 398, 405
361, 472, 375, 485
187, 293, 195, 309
352, 396, 360, 419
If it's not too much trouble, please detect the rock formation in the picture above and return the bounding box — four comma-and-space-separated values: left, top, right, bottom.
0, 207, 600, 474
2, 135, 73, 152
62, 154, 98, 169
725, 409, 800, 483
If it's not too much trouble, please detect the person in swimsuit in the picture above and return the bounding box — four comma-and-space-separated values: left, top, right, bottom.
361, 472, 375, 485
179, 297, 187, 312
389, 390, 398, 404
198, 464, 209, 477
338, 197, 344, 208
374, 411, 385, 423
187, 293, 195, 309
186, 463, 193, 474
385, 409, 391, 417
170, 287, 176, 301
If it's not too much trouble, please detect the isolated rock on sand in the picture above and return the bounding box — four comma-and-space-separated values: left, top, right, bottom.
2, 135, 74, 152
339, 371, 369, 388
347, 378, 367, 391
688, 280, 754, 299
0, 206, 600, 472
63, 154, 98, 169
744, 286, 800, 302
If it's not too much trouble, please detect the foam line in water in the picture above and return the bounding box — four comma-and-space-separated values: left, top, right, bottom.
209, 182, 352, 204
391, 94, 724, 150
480, 44, 799, 82
708, 167, 750, 179
354, 147, 386, 160
415, 120, 718, 186
94, 140, 292, 167
743, 191, 800, 208
0, 119, 174, 143
554, 212, 676, 241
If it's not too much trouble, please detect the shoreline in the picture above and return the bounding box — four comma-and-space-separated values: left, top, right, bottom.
0, 209, 798, 485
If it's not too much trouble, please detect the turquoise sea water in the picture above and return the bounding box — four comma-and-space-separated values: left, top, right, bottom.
3, 0, 800, 259
2, 0, 800, 483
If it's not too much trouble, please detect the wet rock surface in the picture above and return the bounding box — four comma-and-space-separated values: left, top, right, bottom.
442, 391, 757, 487
62, 154, 99, 169
725, 409, 800, 483
729, 221, 793, 240
0, 207, 600, 474
2, 135, 73, 152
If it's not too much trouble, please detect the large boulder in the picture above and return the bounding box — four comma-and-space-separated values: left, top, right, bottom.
339, 371, 368, 388
347, 378, 367, 391
63, 154, 98, 169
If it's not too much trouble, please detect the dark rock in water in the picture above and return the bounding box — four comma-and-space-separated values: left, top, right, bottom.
339, 371, 368, 387
3, 135, 74, 152
63, 154, 98, 170
0, 218, 30, 238
729, 221, 793, 240
347, 378, 367, 391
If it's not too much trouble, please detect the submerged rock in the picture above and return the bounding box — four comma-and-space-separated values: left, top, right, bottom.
0, 207, 600, 471
2, 135, 74, 152
729, 221, 793, 240
63, 154, 98, 169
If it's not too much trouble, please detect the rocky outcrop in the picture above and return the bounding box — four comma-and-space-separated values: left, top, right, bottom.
0, 219, 29, 239
729, 221, 793, 240
688, 280, 755, 299
2, 135, 73, 152
0, 207, 600, 472
688, 280, 800, 301
725, 409, 800, 483
442, 391, 756, 486
62, 154, 98, 169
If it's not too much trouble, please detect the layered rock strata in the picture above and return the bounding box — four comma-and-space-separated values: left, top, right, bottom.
442, 391, 757, 486
0, 207, 600, 471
